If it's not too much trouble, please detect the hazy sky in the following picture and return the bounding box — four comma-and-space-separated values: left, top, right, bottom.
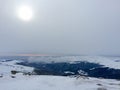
0, 0, 120, 55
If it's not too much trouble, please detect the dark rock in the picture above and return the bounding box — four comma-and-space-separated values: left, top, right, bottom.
97, 83, 103, 86
11, 76, 16, 78
11, 70, 19, 75
97, 87, 107, 90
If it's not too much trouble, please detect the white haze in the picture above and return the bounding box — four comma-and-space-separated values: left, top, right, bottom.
0, 0, 120, 55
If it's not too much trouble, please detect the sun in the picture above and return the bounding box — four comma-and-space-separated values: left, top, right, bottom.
17, 5, 33, 21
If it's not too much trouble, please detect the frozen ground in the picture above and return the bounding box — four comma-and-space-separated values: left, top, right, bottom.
0, 59, 33, 76
0, 57, 120, 90
0, 74, 120, 90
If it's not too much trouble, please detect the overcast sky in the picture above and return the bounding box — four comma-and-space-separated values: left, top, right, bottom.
0, 0, 120, 55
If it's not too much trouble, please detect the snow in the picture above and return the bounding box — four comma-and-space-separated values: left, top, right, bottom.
0, 59, 33, 76
76, 56, 120, 69
0, 75, 120, 90
0, 57, 120, 90
64, 71, 75, 74
28, 56, 120, 69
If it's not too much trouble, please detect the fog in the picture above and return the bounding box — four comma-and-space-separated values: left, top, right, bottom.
0, 0, 120, 55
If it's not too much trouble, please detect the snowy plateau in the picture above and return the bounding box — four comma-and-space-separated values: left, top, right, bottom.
0, 56, 120, 90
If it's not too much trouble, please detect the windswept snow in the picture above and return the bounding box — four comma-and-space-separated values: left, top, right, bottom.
0, 59, 33, 76
0, 75, 120, 90
0, 57, 120, 90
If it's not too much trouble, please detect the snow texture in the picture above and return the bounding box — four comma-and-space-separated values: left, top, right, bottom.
0, 58, 120, 90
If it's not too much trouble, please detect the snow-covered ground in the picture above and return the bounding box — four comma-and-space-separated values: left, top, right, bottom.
0, 74, 120, 90
0, 57, 120, 90
0, 59, 33, 76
